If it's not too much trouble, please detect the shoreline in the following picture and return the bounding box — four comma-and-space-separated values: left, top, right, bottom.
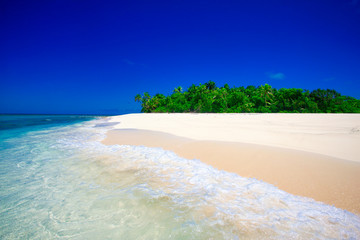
102, 113, 360, 214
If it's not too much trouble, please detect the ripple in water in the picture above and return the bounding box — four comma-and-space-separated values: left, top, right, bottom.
0, 118, 359, 239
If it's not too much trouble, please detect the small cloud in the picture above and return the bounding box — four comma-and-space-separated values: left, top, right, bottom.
267, 72, 285, 80
322, 77, 335, 82
121, 58, 150, 69
122, 59, 135, 65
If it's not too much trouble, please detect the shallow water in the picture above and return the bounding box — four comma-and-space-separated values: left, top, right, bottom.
0, 115, 359, 239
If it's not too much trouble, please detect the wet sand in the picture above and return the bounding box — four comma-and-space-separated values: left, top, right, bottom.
102, 113, 360, 214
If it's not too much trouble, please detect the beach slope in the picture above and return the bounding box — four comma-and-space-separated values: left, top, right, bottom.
103, 113, 360, 214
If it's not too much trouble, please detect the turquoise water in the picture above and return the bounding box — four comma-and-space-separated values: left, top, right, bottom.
0, 115, 359, 239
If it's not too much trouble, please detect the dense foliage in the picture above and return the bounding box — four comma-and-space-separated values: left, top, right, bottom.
135, 81, 360, 113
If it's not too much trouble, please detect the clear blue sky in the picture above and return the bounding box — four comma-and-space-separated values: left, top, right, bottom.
1, 0, 360, 114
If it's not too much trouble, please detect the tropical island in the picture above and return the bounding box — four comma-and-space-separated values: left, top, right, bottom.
135, 81, 360, 113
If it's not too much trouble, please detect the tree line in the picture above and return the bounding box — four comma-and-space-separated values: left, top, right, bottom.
135, 81, 360, 113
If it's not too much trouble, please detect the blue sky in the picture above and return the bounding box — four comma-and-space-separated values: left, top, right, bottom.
1, 0, 360, 114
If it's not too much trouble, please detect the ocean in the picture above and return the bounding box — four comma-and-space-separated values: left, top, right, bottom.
0, 115, 359, 239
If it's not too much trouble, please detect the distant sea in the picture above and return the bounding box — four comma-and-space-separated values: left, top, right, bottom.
0, 115, 359, 239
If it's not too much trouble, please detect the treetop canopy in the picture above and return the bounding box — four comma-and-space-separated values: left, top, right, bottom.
135, 81, 360, 113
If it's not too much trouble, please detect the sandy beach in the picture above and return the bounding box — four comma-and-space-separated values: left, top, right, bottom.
102, 113, 360, 214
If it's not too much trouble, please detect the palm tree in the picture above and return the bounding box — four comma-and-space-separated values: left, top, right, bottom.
135, 94, 142, 102
205, 80, 216, 90
173, 86, 183, 93
135, 92, 152, 112
259, 84, 273, 107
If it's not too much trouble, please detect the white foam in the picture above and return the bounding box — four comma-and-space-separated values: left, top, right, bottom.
106, 145, 360, 239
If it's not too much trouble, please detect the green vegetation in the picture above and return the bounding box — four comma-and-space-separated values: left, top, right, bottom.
135, 81, 360, 113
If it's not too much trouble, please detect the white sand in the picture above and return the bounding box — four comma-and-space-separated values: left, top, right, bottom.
108, 113, 360, 162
